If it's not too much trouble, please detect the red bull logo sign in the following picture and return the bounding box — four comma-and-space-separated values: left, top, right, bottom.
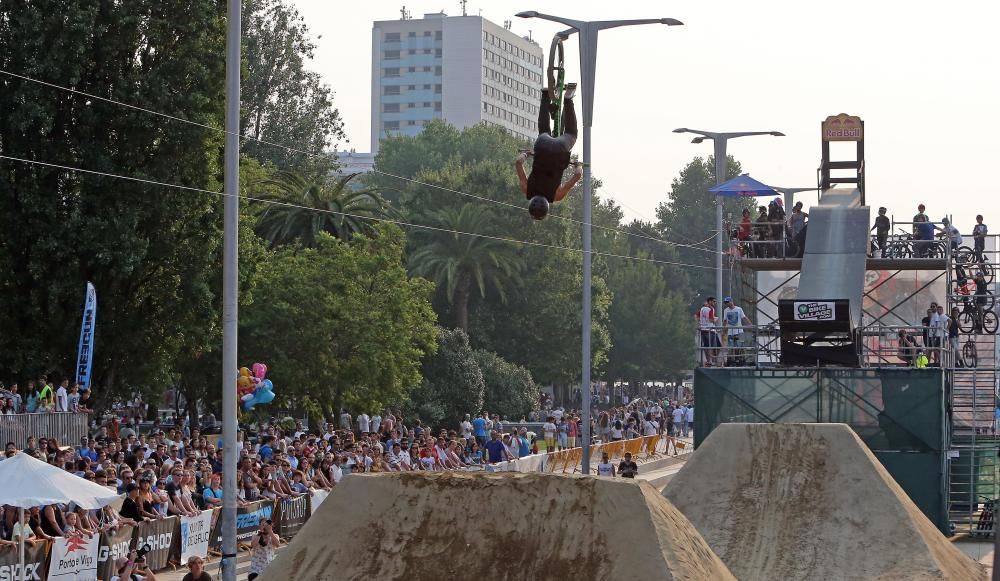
822, 113, 863, 141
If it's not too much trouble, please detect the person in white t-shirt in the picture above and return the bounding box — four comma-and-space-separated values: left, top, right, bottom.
460, 414, 473, 442
643, 417, 659, 436
596, 453, 615, 477
55, 380, 69, 412
357, 413, 370, 434
698, 297, 721, 366
542, 417, 557, 451
722, 297, 751, 366
671, 406, 685, 437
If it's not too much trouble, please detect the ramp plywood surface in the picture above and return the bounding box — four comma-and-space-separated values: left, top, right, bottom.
663, 423, 985, 580
261, 471, 734, 581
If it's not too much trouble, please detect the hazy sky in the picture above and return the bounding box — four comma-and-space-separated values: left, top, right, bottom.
295, 0, 998, 233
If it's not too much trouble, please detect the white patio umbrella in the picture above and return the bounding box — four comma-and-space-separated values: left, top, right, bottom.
0, 452, 122, 580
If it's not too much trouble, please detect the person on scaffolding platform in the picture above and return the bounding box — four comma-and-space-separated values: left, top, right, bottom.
515, 83, 583, 220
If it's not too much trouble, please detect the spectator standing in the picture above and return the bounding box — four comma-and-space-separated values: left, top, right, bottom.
542, 417, 556, 451
25, 382, 39, 413
556, 417, 568, 450
566, 415, 577, 448
913, 204, 934, 257
460, 414, 473, 443
472, 413, 487, 447
699, 297, 721, 367
618, 452, 638, 479
754, 206, 771, 258
871, 207, 890, 257
937, 218, 962, 253
357, 412, 370, 435
55, 380, 68, 412
247, 519, 279, 581
685, 404, 695, 437
722, 297, 750, 366
67, 384, 81, 412
973, 215, 988, 262
596, 453, 615, 477
949, 307, 962, 367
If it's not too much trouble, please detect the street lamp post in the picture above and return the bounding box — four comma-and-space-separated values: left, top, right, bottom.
672, 128, 784, 303
517, 11, 682, 475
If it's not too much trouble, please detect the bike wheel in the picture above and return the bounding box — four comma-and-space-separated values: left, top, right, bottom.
973, 261, 995, 284
984, 310, 999, 335
959, 310, 976, 334
963, 341, 978, 367
956, 246, 975, 264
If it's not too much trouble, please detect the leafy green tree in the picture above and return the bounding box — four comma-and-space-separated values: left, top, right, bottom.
242, 0, 345, 168
0, 0, 228, 397
655, 155, 744, 303
409, 203, 525, 333
253, 170, 388, 247
605, 256, 694, 385
475, 350, 540, 422
241, 226, 438, 418
408, 328, 484, 429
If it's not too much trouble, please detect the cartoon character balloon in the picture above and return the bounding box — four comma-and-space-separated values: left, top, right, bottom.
240, 362, 276, 411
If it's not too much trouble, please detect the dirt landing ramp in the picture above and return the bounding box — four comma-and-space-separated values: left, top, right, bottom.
663, 423, 985, 580
261, 471, 734, 581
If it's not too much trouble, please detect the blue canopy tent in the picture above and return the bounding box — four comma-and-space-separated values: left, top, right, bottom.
708, 173, 778, 197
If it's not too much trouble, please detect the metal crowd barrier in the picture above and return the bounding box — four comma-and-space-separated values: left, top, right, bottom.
696, 325, 781, 368
0, 412, 89, 447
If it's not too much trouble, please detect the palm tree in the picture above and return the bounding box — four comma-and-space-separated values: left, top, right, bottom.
409, 204, 525, 333
254, 170, 388, 247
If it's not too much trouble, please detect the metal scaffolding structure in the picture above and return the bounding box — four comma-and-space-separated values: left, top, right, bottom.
715, 232, 1000, 535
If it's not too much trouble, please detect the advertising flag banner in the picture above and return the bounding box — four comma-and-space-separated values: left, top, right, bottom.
75, 282, 98, 389
310, 489, 329, 515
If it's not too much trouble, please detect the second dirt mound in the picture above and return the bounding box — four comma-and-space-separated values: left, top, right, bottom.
262, 471, 734, 581
663, 423, 985, 580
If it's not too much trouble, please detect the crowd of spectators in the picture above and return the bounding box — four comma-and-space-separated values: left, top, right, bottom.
0, 375, 94, 414
732, 197, 808, 258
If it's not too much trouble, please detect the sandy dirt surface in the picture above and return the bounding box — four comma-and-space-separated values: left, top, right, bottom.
261, 471, 734, 581
663, 423, 986, 580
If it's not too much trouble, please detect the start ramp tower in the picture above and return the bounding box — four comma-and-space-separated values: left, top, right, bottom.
779, 187, 869, 366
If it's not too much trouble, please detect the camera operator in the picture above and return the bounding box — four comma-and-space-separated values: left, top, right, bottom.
110, 548, 158, 581
247, 519, 279, 580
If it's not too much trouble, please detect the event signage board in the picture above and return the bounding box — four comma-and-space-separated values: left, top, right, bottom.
822, 113, 863, 142
274, 495, 308, 538
48, 536, 99, 581
179, 510, 213, 563
0, 542, 48, 581
132, 516, 176, 572
97, 526, 135, 581
210, 501, 274, 550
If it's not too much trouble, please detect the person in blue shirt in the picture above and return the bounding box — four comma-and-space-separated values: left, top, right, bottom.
517, 428, 531, 457
913, 204, 935, 257
472, 413, 488, 447
484, 432, 510, 464
258, 437, 274, 462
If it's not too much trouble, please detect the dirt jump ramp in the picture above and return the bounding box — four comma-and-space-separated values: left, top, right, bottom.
261, 471, 734, 581
663, 423, 985, 580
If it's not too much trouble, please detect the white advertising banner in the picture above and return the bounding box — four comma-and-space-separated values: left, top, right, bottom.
310, 489, 330, 515
179, 510, 214, 563
48, 536, 99, 581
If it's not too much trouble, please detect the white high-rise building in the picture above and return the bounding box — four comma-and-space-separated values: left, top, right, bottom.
371, 12, 544, 153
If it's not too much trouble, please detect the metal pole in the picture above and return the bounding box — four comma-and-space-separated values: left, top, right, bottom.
18, 507, 24, 581
221, 0, 241, 579
579, 25, 597, 475
714, 140, 727, 304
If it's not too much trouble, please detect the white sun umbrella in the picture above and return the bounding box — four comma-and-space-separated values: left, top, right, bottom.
0, 452, 122, 581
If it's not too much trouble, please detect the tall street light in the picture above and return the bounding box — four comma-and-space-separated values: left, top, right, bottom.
220, 0, 241, 579
672, 128, 784, 304
518, 10, 682, 475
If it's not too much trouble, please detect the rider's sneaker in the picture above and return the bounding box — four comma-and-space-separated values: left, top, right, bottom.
563, 82, 578, 100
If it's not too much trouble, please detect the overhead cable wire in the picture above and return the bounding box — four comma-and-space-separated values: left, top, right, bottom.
0, 155, 717, 270
2, 67, 724, 257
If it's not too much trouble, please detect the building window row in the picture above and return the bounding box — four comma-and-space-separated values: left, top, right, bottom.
482, 83, 537, 115
483, 66, 538, 97
385, 119, 432, 131
384, 84, 441, 95
482, 30, 541, 67
483, 48, 540, 83
384, 30, 443, 42
385, 101, 442, 112
482, 101, 536, 130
